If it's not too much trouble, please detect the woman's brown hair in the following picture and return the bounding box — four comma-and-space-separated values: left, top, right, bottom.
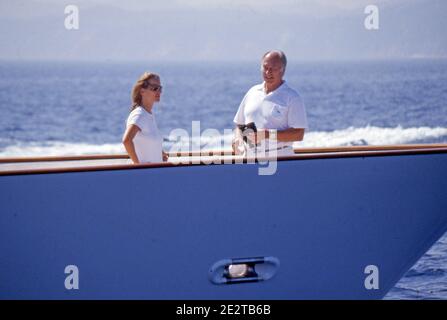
130, 72, 160, 111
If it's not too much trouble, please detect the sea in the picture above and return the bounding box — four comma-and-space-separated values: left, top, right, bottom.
0, 59, 446, 299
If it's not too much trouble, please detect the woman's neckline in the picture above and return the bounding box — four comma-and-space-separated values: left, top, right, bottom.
139, 106, 153, 115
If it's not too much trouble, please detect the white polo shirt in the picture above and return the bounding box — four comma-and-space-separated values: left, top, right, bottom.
126, 106, 163, 163
233, 81, 308, 150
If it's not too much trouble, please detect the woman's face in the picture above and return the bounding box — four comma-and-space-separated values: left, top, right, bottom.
141, 77, 162, 103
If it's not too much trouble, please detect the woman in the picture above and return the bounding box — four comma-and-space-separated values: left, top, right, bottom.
122, 72, 168, 164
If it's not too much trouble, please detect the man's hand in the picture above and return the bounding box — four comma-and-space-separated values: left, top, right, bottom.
246, 129, 269, 145
233, 126, 246, 155
232, 137, 245, 155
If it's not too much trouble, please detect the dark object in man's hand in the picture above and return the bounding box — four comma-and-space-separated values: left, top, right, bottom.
237, 122, 257, 147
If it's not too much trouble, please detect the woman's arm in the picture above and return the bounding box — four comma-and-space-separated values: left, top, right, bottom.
122, 124, 141, 164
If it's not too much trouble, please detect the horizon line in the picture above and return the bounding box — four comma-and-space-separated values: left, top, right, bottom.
1, 56, 447, 64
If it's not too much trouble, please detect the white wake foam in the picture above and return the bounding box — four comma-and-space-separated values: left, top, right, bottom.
1, 126, 446, 157
0, 142, 126, 157
297, 125, 447, 148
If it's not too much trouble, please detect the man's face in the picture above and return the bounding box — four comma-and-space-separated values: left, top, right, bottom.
261, 55, 284, 87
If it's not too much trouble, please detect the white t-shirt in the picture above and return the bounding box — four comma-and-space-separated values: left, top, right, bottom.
126, 106, 163, 163
233, 81, 308, 150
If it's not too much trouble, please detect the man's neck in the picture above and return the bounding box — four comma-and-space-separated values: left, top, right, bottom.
264, 80, 284, 94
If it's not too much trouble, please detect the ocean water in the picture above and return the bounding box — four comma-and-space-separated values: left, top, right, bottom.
0, 59, 446, 299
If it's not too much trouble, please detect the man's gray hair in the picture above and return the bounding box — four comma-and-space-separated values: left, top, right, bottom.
262, 50, 287, 71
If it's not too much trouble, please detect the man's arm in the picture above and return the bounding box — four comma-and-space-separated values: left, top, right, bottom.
248, 128, 305, 144
276, 128, 305, 142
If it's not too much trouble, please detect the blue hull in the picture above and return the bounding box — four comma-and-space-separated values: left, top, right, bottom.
1, 151, 447, 299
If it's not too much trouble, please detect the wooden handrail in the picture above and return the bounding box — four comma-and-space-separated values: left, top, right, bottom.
294, 144, 447, 153
1, 146, 447, 176
1, 143, 446, 164
0, 153, 130, 163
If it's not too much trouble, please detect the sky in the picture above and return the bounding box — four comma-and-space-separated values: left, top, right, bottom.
0, 0, 446, 62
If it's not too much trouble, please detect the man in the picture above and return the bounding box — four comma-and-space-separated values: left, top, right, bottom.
232, 50, 307, 156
